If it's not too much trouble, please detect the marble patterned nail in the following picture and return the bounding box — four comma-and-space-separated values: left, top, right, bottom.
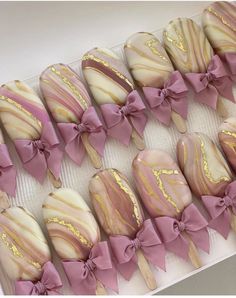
219, 117, 236, 173
82, 48, 147, 150
177, 132, 233, 197
0, 81, 63, 186
43, 188, 101, 261
0, 207, 51, 281
202, 1, 236, 79
132, 149, 192, 218
40, 63, 106, 169
124, 32, 188, 133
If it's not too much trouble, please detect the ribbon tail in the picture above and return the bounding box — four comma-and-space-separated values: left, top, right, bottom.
94, 267, 118, 293
195, 85, 218, 110
114, 258, 137, 281
23, 154, 47, 183
142, 244, 166, 272
106, 117, 133, 146
88, 129, 107, 157
208, 210, 231, 239
46, 146, 63, 180
65, 138, 86, 166
0, 166, 17, 196
165, 235, 189, 261
187, 228, 210, 254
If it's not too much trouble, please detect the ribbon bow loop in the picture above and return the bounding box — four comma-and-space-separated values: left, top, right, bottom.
62, 242, 118, 295
0, 144, 17, 196
57, 106, 106, 165
100, 90, 147, 145
109, 219, 166, 280
185, 55, 235, 109
224, 52, 236, 81
15, 261, 62, 295
14, 121, 63, 184
155, 204, 209, 261
202, 181, 236, 239
143, 71, 188, 125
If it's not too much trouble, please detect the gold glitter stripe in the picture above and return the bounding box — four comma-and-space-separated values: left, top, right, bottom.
164, 25, 187, 52
110, 169, 142, 227
207, 6, 236, 32
221, 130, 236, 138
152, 169, 181, 213
0, 95, 42, 128
0, 233, 41, 269
50, 66, 89, 110
47, 217, 92, 248
82, 54, 134, 89
145, 38, 168, 61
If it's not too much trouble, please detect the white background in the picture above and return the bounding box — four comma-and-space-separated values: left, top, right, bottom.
0, 1, 236, 295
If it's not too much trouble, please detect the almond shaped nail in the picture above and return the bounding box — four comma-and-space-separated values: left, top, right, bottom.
0, 207, 51, 281
177, 132, 233, 197
132, 149, 192, 218
43, 188, 101, 260
89, 168, 144, 238
219, 117, 236, 173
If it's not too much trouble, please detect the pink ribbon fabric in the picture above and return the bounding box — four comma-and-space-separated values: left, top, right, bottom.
14, 121, 63, 183
15, 261, 62, 295
223, 52, 236, 82
155, 204, 209, 261
109, 219, 165, 281
143, 71, 188, 126
57, 106, 106, 166
185, 55, 235, 109
202, 181, 236, 239
62, 241, 118, 295
0, 144, 16, 196
100, 90, 147, 146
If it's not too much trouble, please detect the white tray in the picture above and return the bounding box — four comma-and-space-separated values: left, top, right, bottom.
1, 14, 236, 295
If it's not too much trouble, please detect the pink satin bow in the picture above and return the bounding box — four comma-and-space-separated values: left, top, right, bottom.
62, 241, 118, 295
14, 121, 63, 183
155, 204, 209, 261
100, 90, 147, 145
57, 106, 106, 165
0, 144, 16, 196
143, 71, 188, 125
202, 181, 236, 239
185, 55, 235, 109
223, 52, 236, 82
15, 261, 62, 295
109, 219, 165, 280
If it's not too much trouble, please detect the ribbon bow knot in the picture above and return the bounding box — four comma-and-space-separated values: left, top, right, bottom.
100, 90, 147, 145
202, 181, 236, 239
185, 55, 235, 109
15, 261, 62, 295
109, 219, 165, 280
14, 121, 62, 184
62, 241, 118, 295
143, 70, 188, 126
155, 204, 209, 261
0, 143, 17, 196
58, 106, 106, 166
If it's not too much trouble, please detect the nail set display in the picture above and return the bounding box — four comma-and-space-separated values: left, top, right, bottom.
0, 1, 236, 295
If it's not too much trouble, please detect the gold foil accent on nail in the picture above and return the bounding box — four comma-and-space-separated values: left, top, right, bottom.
50, 66, 89, 110
164, 26, 187, 52
47, 217, 93, 248
0, 233, 41, 269
207, 7, 236, 32
145, 38, 168, 61
82, 54, 134, 89
0, 95, 42, 128
199, 136, 231, 183
111, 169, 142, 227
152, 169, 181, 213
